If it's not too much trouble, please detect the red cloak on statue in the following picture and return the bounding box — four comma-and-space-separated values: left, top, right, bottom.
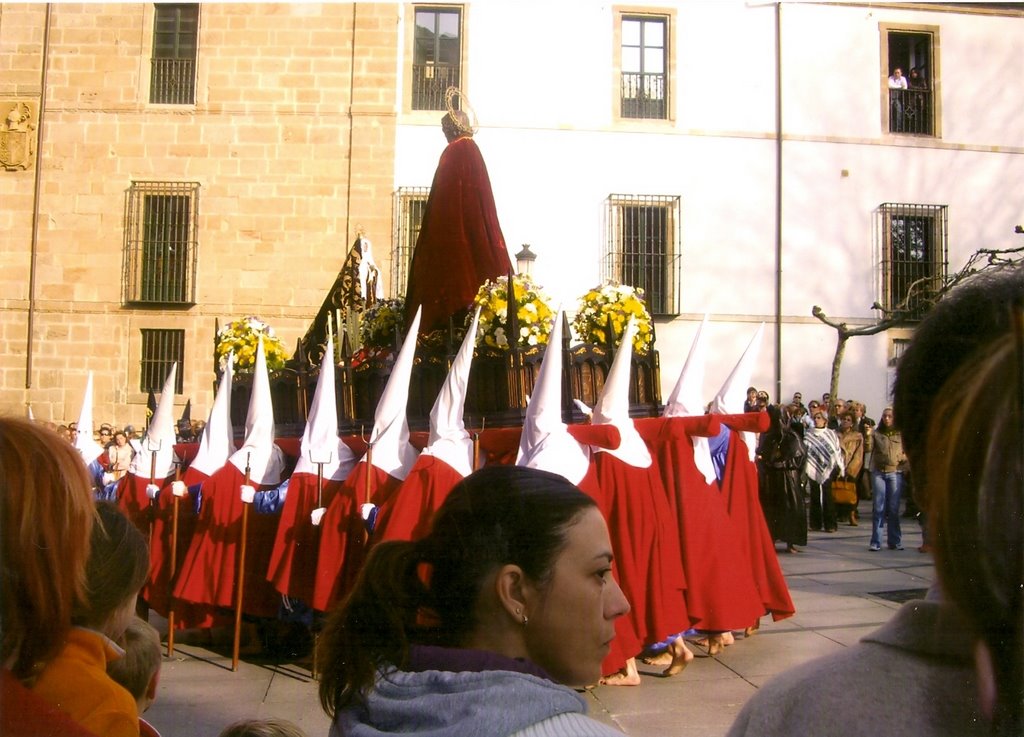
172, 463, 284, 624
403, 136, 512, 334
718, 412, 795, 621
638, 415, 766, 632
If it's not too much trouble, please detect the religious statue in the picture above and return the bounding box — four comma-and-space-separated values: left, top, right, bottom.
403, 87, 513, 335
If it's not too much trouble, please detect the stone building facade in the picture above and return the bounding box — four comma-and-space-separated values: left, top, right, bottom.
2, 3, 399, 424
2, 2, 1022, 428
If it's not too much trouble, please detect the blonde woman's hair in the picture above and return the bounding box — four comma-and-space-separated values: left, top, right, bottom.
0, 417, 95, 681
218, 718, 308, 737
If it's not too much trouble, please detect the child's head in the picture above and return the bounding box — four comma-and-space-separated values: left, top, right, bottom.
107, 616, 162, 714
218, 718, 308, 737
73, 501, 149, 640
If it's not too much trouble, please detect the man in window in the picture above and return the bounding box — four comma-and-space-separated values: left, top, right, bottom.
888, 67, 908, 132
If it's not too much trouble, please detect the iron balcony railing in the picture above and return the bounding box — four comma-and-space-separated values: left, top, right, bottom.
888, 87, 933, 136
621, 72, 667, 120
412, 63, 460, 111
150, 57, 196, 105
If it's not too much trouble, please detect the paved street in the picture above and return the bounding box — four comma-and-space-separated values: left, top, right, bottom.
144, 504, 931, 737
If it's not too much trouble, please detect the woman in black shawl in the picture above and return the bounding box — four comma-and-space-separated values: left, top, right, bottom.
758, 405, 807, 553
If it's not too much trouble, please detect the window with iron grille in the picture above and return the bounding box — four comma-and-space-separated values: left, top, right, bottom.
604, 195, 682, 316
621, 15, 668, 120
889, 337, 911, 368
878, 203, 948, 315
392, 187, 431, 298
885, 30, 934, 136
412, 6, 462, 111
124, 181, 199, 306
140, 329, 185, 393
151, 3, 198, 105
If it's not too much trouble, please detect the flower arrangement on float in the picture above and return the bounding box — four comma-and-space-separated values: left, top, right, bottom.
215, 316, 289, 372
572, 282, 653, 355
471, 274, 556, 350
352, 297, 405, 367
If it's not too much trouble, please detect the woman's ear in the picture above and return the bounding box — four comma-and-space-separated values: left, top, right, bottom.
973, 639, 997, 720
494, 563, 530, 623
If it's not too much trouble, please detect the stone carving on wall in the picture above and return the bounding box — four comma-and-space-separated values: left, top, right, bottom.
1, 101, 38, 171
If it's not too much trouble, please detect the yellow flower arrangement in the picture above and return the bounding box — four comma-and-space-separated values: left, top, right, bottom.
215, 316, 289, 373
359, 298, 405, 350
471, 274, 556, 350
572, 282, 653, 355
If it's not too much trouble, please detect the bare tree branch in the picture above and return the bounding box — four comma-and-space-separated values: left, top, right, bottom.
812, 246, 1024, 398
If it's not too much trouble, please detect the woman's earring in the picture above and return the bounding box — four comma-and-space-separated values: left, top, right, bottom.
522, 614, 529, 627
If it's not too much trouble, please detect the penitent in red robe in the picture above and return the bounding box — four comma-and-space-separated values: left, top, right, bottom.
718, 413, 796, 621
591, 450, 690, 675
637, 416, 766, 632
403, 136, 513, 334
116, 473, 174, 612
312, 464, 402, 613
267, 473, 345, 604
172, 464, 283, 624
373, 455, 467, 543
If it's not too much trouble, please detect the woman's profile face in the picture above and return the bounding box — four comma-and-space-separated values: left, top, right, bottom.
523, 508, 630, 687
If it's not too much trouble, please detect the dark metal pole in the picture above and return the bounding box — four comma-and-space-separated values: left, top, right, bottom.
26, 3, 52, 390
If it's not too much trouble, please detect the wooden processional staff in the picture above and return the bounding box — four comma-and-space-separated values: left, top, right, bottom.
166, 461, 181, 657
232, 453, 252, 672
308, 449, 331, 681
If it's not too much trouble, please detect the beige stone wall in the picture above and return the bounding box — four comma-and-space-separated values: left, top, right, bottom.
0, 2, 399, 427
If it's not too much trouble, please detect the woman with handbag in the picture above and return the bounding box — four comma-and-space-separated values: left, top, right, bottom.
803, 411, 844, 533
836, 412, 865, 526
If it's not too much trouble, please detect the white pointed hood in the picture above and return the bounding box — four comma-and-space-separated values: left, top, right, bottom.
130, 364, 180, 479
516, 309, 592, 485
422, 307, 479, 477
711, 323, 765, 461
228, 337, 286, 485
365, 308, 421, 480
591, 319, 651, 468
191, 353, 238, 476
295, 335, 358, 481
664, 316, 716, 484
74, 372, 104, 466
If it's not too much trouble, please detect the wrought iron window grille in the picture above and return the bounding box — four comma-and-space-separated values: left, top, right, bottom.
124, 181, 199, 307
140, 328, 185, 393
604, 194, 682, 316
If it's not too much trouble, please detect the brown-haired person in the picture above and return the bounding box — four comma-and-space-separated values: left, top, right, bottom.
32, 501, 150, 737
926, 333, 1022, 733
107, 617, 163, 737
1, 417, 99, 736
728, 267, 1024, 737
318, 465, 629, 735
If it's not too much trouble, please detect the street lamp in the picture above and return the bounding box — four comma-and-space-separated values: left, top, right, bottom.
515, 243, 537, 276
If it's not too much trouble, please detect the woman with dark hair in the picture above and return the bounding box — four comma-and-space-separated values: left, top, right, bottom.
869, 408, 907, 551
318, 465, 629, 736
32, 502, 150, 737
